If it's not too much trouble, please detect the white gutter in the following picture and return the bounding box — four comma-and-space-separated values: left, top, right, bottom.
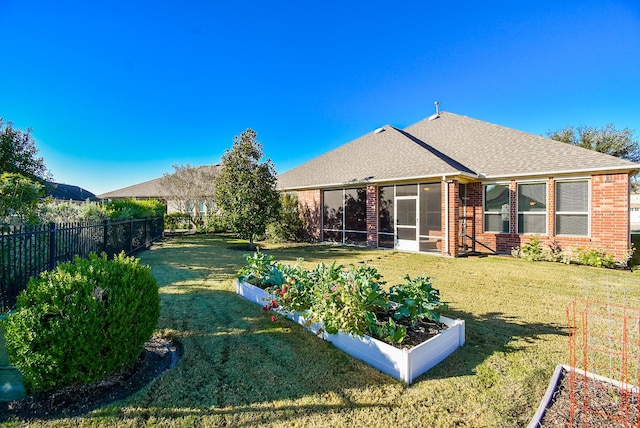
277, 170, 479, 191
480, 165, 640, 180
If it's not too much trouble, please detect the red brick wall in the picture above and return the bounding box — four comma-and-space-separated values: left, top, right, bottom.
296, 189, 322, 241
591, 173, 631, 258
468, 173, 632, 260
295, 172, 631, 260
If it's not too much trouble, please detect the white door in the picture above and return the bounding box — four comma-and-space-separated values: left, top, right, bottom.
395, 196, 419, 251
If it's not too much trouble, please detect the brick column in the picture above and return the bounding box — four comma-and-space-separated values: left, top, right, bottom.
591, 173, 631, 260
548, 177, 555, 236
296, 190, 322, 241
366, 185, 378, 247
509, 180, 517, 234
445, 180, 460, 257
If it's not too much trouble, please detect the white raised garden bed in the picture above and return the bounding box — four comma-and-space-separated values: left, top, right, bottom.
236, 280, 465, 384
527, 364, 640, 427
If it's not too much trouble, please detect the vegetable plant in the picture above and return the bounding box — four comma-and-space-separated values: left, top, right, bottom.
237, 256, 448, 346
390, 275, 446, 325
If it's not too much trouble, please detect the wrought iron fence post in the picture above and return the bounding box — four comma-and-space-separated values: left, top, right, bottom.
48, 222, 56, 271
129, 218, 133, 254
144, 217, 149, 248
102, 220, 109, 255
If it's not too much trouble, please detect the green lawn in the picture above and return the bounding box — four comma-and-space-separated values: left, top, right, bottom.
6, 234, 640, 427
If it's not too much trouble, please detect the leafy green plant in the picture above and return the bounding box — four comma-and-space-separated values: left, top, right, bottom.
520, 236, 544, 261
237, 255, 448, 346
370, 318, 407, 345
269, 263, 313, 313
1, 252, 160, 391
512, 238, 627, 269
266, 193, 304, 243
308, 264, 388, 336
574, 247, 617, 268
164, 212, 192, 231
197, 214, 227, 233
107, 198, 165, 220
390, 275, 446, 325
237, 251, 283, 288
38, 199, 109, 223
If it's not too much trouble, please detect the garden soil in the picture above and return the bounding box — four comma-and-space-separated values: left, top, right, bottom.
539, 369, 638, 427
0, 337, 179, 423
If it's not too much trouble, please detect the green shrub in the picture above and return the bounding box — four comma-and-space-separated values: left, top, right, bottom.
197, 214, 227, 233
520, 236, 545, 261
1, 252, 160, 391
574, 247, 617, 269
164, 212, 192, 231
266, 193, 304, 242
512, 238, 626, 269
107, 198, 165, 220
38, 199, 109, 223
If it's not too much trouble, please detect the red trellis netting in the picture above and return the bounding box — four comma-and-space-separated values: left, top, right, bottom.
567, 294, 640, 427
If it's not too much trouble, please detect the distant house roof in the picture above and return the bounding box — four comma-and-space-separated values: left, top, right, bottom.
97, 164, 220, 199
277, 112, 640, 190
97, 176, 169, 199
45, 182, 97, 201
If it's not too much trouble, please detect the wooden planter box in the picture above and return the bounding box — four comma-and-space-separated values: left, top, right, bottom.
236, 280, 465, 384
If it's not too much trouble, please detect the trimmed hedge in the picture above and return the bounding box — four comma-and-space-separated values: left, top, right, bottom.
1, 252, 160, 391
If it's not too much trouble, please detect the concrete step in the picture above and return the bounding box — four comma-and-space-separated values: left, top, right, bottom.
0, 366, 26, 402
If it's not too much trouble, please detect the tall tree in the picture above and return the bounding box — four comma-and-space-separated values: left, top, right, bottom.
160, 163, 219, 218
0, 172, 44, 224
547, 124, 640, 163
548, 124, 640, 190
215, 129, 280, 250
0, 119, 49, 180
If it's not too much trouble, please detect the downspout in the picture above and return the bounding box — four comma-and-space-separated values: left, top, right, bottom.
443, 176, 449, 256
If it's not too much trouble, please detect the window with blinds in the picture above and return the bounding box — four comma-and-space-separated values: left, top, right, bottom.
555, 180, 589, 236
517, 183, 547, 234
483, 184, 510, 233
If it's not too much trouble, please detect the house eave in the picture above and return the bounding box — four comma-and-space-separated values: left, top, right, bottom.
277, 170, 479, 191
480, 165, 640, 181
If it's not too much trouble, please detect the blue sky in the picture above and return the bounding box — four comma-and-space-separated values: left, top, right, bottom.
1, 0, 639, 196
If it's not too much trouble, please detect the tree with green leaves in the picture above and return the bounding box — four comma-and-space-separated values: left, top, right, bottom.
267, 192, 304, 242
215, 129, 280, 250
0, 172, 44, 224
547, 124, 639, 190
160, 163, 219, 220
0, 119, 48, 180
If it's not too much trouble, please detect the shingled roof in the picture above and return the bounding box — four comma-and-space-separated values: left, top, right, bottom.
98, 164, 220, 199
45, 182, 97, 201
97, 176, 169, 199
277, 112, 640, 190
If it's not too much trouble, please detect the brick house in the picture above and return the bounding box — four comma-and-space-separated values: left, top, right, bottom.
277, 111, 640, 260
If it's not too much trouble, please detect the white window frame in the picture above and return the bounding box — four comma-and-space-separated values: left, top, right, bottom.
554, 179, 590, 237
482, 182, 511, 234
517, 181, 548, 235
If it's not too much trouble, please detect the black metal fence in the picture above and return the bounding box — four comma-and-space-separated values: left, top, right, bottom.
0, 217, 164, 310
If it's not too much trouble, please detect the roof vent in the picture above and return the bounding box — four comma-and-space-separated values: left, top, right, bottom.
373, 127, 385, 134
428, 100, 441, 121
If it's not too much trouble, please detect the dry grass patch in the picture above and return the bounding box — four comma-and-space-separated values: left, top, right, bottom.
4, 234, 638, 427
